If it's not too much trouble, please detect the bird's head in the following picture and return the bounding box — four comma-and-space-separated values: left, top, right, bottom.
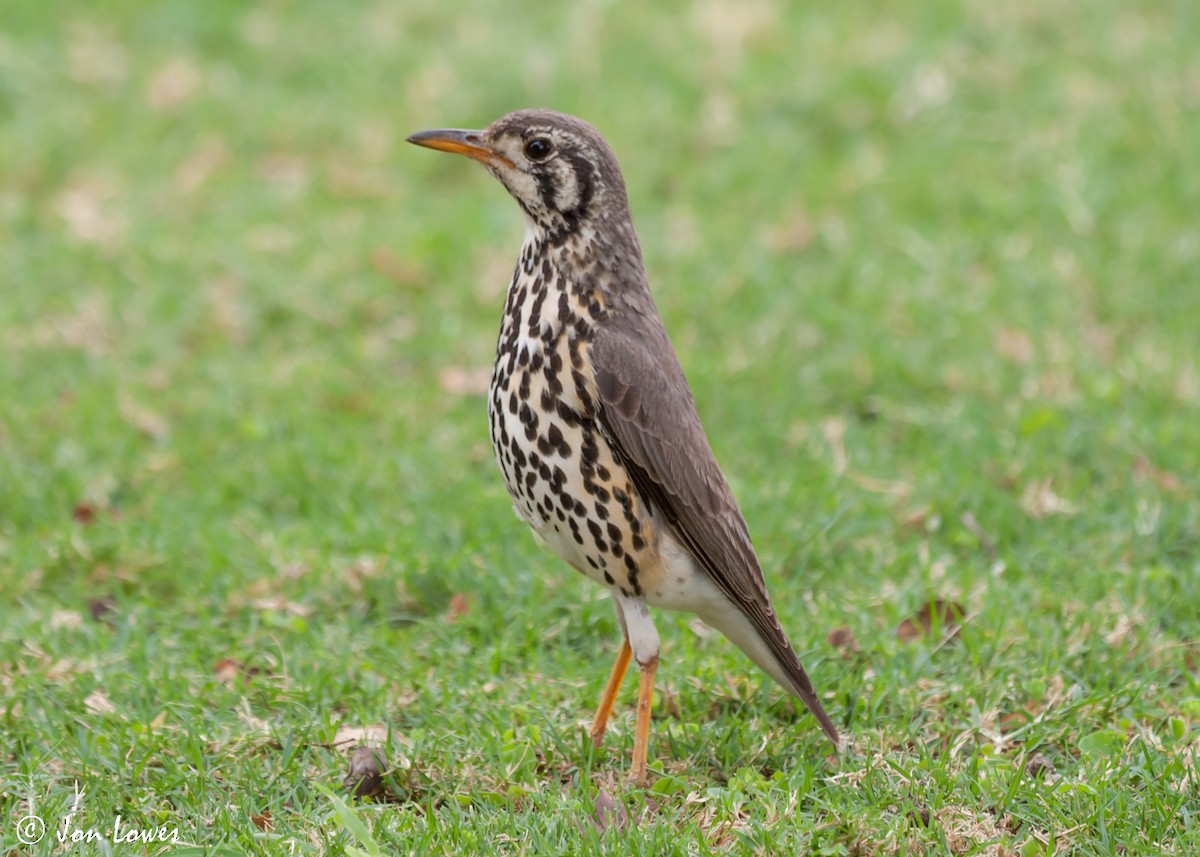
408, 109, 630, 242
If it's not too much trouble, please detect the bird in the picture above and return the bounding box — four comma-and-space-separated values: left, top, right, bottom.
407, 109, 839, 786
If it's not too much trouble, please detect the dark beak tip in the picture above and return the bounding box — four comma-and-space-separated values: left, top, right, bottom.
406, 128, 484, 146
405, 129, 441, 146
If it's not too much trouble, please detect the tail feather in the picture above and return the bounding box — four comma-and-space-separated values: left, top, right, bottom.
699, 601, 840, 747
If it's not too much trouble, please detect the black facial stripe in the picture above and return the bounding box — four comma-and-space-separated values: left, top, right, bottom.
564, 152, 595, 216
514, 195, 540, 223
534, 167, 559, 214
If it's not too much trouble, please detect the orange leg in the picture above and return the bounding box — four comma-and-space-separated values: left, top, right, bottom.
589, 638, 632, 748
630, 656, 658, 788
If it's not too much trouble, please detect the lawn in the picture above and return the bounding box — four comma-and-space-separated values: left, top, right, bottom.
2, 0, 1199, 854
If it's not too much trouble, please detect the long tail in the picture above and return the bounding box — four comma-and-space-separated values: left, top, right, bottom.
699, 601, 840, 747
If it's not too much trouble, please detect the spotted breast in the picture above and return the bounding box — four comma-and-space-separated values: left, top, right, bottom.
487, 231, 657, 599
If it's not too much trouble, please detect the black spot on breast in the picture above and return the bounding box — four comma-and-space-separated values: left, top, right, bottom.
528, 299, 546, 336
624, 554, 642, 595
580, 432, 599, 465
519, 403, 538, 440
556, 400, 581, 426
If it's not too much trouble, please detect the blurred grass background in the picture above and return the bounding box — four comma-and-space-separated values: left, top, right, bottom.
2, 0, 1198, 854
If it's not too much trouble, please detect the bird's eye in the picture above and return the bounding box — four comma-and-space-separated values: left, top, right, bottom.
524, 138, 553, 161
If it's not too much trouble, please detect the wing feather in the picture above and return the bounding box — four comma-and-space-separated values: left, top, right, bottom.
589, 308, 839, 744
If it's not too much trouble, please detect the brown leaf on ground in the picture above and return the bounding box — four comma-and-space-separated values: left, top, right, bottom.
438, 365, 491, 396
146, 57, 202, 109
906, 802, 932, 828
936, 806, 1014, 855
88, 597, 117, 624
446, 592, 471, 622
822, 418, 847, 475
344, 746, 388, 798
250, 595, 314, 617
592, 787, 633, 833
1133, 456, 1185, 494
55, 179, 127, 247
827, 626, 859, 654
214, 657, 260, 687
1024, 752, 1055, 778
659, 689, 682, 720
332, 724, 402, 749
1020, 478, 1077, 517
993, 327, 1034, 364
897, 600, 965, 644
899, 506, 940, 534
119, 393, 169, 441
847, 471, 912, 496
1184, 643, 1199, 674
84, 690, 117, 715
44, 658, 84, 681
250, 811, 273, 832
50, 610, 84, 631
998, 710, 1029, 733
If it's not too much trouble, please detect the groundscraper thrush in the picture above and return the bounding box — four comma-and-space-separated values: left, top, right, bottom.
408, 110, 839, 786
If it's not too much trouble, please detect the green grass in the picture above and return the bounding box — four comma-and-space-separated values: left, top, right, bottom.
2, 0, 1199, 853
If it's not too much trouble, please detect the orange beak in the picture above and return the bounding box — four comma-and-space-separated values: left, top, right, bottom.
406, 128, 513, 168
